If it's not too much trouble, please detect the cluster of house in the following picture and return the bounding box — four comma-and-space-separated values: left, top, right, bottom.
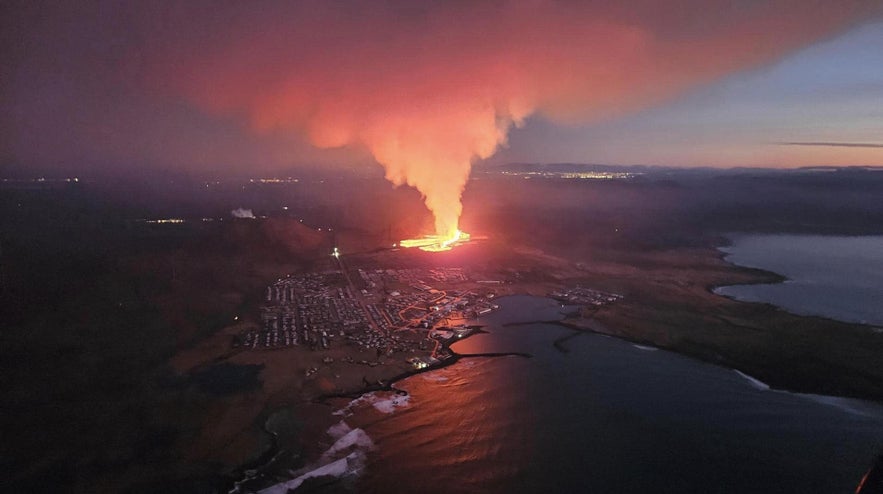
238, 272, 364, 350
237, 267, 499, 363
549, 286, 623, 306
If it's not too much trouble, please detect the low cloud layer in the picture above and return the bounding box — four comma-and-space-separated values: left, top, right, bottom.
781, 142, 883, 148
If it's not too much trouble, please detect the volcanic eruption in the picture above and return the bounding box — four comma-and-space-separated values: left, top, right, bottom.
132, 1, 880, 250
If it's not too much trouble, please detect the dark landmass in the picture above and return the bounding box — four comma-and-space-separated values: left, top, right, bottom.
558, 248, 883, 401
2, 165, 883, 492
313, 327, 531, 403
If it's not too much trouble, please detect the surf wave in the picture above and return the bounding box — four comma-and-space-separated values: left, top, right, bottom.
327, 420, 352, 440
321, 427, 375, 461
795, 393, 883, 419
334, 391, 411, 416
734, 370, 883, 418
257, 452, 364, 494
631, 344, 658, 352
258, 423, 375, 494
734, 370, 770, 390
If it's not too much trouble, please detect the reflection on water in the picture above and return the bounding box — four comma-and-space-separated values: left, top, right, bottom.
350, 360, 534, 493
716, 235, 883, 326
348, 295, 883, 494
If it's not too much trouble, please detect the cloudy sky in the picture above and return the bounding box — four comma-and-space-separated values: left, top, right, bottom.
3, 1, 882, 178
492, 20, 883, 167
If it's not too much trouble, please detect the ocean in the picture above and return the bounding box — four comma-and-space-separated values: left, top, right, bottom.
265, 295, 883, 493
715, 234, 883, 326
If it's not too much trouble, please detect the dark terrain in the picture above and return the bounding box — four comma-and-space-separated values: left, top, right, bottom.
2, 165, 882, 492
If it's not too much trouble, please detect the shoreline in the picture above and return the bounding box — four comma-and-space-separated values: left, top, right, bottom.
709, 234, 883, 328
708, 283, 883, 330
504, 312, 883, 408
199, 240, 883, 491
346, 278, 881, 402
554, 314, 883, 404
312, 325, 532, 402
229, 280, 883, 492
233, 323, 531, 492
553, 314, 883, 416
259, 297, 883, 494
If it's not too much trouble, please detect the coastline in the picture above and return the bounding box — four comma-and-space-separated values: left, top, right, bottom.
503, 309, 883, 413
558, 309, 883, 403
710, 233, 883, 327
515, 307, 883, 418
177, 239, 883, 491
253, 289, 883, 493
230, 323, 532, 492
313, 326, 531, 402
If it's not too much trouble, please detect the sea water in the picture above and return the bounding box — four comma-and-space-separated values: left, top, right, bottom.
343, 295, 883, 493
715, 234, 883, 326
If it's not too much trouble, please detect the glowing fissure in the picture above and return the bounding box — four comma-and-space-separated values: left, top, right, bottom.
400, 230, 471, 252
146, 2, 879, 245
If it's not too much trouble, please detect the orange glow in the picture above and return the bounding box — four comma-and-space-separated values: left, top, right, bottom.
400, 230, 471, 252
147, 2, 880, 233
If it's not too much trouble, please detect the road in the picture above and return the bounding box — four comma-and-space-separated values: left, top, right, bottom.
334, 254, 383, 333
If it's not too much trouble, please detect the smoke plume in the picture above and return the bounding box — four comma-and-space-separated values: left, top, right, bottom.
231, 208, 256, 219
6, 1, 881, 236
156, 1, 879, 238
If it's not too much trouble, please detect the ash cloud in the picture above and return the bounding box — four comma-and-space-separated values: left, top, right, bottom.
3, 1, 881, 235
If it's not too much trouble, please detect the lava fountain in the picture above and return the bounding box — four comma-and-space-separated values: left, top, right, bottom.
400, 229, 471, 252
140, 1, 878, 255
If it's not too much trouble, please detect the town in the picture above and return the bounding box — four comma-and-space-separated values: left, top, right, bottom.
235, 265, 501, 371
232, 245, 630, 379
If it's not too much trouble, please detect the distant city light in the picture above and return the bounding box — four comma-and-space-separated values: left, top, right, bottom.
249, 177, 300, 183
497, 170, 640, 180
145, 218, 185, 224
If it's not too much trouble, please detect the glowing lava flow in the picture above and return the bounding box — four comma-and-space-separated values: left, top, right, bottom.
400, 230, 471, 252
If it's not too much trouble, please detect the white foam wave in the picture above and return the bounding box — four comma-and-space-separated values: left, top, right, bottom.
371, 393, 410, 413
734, 370, 883, 418
334, 392, 411, 416
734, 370, 770, 390
258, 452, 362, 494
321, 428, 375, 461
326, 420, 352, 440
258, 427, 375, 494
632, 344, 658, 351
795, 394, 883, 419
332, 396, 367, 416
